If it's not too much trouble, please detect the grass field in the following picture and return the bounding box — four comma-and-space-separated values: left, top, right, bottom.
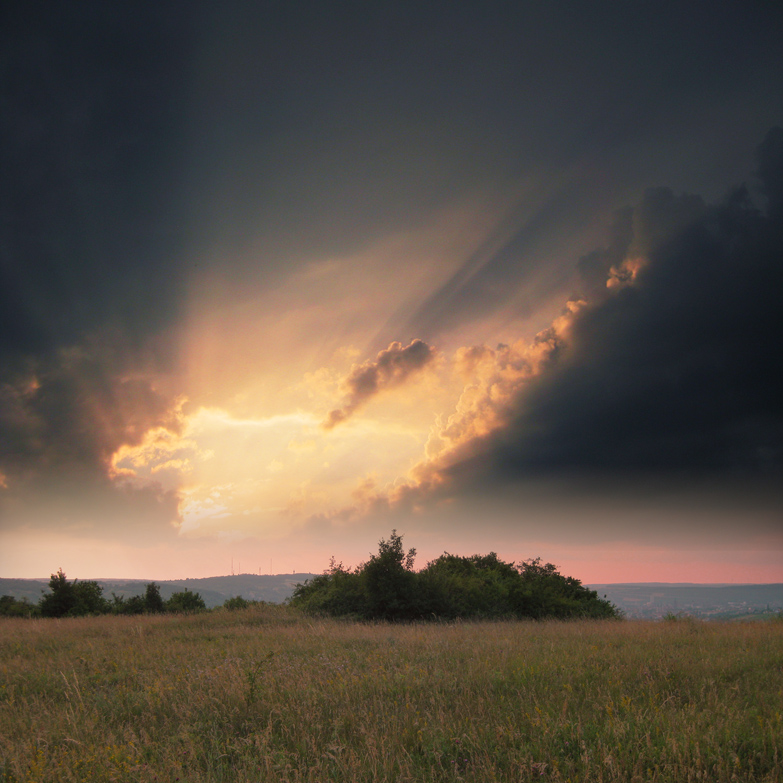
1, 607, 781, 782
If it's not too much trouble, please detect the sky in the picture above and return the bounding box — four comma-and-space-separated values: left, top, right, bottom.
2, 1, 782, 583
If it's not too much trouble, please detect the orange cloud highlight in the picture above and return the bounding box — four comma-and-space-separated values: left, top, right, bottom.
305, 300, 588, 526
323, 339, 436, 429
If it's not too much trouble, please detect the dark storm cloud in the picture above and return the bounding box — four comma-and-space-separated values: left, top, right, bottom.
381, 2, 783, 343
1, 3, 194, 359
757, 127, 783, 219
4, 1, 781, 352
0, 335, 184, 536
444, 130, 783, 486
5, 0, 782, 339
0, 3, 193, 515
181, 1, 783, 277
324, 340, 435, 429
1, 464, 182, 541
0, 340, 180, 480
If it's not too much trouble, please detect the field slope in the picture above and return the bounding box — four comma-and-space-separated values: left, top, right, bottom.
1, 608, 781, 782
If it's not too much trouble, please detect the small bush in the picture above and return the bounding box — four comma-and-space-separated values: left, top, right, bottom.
0, 595, 38, 618
166, 589, 206, 613
223, 596, 250, 611
111, 593, 146, 615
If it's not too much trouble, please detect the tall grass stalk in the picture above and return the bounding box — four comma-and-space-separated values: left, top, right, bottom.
1, 608, 781, 781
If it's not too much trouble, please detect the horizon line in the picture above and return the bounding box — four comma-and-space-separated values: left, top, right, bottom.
4, 574, 782, 588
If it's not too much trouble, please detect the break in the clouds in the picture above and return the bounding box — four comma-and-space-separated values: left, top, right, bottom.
323, 339, 436, 429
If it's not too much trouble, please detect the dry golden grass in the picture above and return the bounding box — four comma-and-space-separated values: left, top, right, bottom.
1, 607, 781, 782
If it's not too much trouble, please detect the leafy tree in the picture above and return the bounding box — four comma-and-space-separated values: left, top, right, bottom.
512, 558, 618, 620
418, 552, 519, 619
111, 593, 146, 615
166, 589, 206, 613
110, 582, 165, 615
144, 582, 165, 613
72, 580, 111, 616
290, 532, 620, 621
361, 530, 418, 620
39, 569, 74, 617
110, 592, 127, 613
39, 570, 109, 617
290, 558, 368, 618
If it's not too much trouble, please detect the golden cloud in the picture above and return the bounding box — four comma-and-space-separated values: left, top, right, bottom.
323, 339, 436, 429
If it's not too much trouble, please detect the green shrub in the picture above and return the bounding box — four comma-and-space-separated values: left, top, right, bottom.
290, 531, 621, 621
361, 531, 418, 621
166, 589, 206, 613
289, 559, 369, 618
111, 593, 146, 615
223, 596, 250, 611
0, 595, 39, 618
144, 582, 165, 613
39, 570, 110, 617
111, 582, 165, 615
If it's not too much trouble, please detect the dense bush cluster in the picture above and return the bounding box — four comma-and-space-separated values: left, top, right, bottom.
0, 570, 208, 618
290, 531, 620, 621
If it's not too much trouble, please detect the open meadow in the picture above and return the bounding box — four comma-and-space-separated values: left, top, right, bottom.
1, 607, 781, 782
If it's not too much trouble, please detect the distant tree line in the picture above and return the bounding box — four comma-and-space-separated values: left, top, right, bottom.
1, 534, 620, 622
0, 569, 212, 618
290, 531, 621, 621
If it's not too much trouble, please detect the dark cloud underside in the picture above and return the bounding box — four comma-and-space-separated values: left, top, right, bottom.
0, 6, 194, 542
1, 4, 194, 359
446, 130, 783, 487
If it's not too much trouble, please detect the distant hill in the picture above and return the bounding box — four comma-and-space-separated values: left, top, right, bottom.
0, 578, 50, 606
0, 573, 319, 609
588, 583, 783, 619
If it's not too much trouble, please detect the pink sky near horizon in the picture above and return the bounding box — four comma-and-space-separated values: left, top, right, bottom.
3, 521, 781, 585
